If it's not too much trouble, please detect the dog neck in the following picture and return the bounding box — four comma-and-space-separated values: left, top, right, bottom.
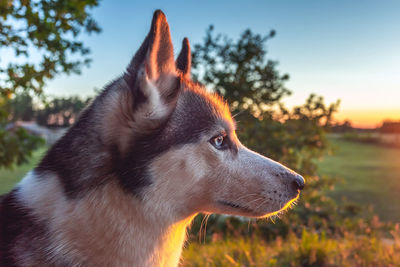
17, 172, 194, 266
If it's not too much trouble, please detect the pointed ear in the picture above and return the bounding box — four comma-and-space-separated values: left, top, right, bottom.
145, 10, 175, 79
176, 38, 191, 79
124, 10, 180, 123
127, 10, 176, 82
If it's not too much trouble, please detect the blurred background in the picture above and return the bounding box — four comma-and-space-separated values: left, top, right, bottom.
1, 0, 399, 265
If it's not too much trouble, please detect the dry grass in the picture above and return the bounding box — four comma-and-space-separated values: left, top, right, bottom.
182, 227, 400, 267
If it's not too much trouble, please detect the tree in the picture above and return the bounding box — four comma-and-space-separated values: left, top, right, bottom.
190, 26, 343, 241
380, 120, 400, 133
0, 0, 100, 168
7, 92, 35, 121
192, 26, 340, 174
192, 26, 290, 118
331, 119, 353, 133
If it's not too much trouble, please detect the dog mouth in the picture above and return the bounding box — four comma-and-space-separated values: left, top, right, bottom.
217, 200, 255, 214
217, 193, 299, 217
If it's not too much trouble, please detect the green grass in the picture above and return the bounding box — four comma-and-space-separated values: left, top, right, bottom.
317, 136, 400, 222
0, 146, 47, 194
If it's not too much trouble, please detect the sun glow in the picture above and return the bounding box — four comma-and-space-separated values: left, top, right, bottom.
260, 194, 299, 219
336, 109, 400, 129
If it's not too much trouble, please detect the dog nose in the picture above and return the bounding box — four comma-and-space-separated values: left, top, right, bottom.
291, 174, 305, 190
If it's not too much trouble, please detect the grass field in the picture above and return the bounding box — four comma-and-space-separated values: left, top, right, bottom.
0, 146, 47, 194
317, 136, 400, 222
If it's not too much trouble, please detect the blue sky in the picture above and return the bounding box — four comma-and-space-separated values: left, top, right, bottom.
9, 0, 400, 127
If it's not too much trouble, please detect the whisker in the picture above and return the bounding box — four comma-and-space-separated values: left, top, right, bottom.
244, 197, 264, 207
234, 193, 259, 202
198, 214, 208, 243
254, 198, 269, 211
247, 218, 252, 233
232, 109, 245, 118
203, 214, 210, 244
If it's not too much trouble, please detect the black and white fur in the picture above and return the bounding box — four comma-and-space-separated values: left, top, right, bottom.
0, 10, 305, 266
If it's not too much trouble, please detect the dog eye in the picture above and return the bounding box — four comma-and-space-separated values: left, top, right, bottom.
210, 135, 225, 149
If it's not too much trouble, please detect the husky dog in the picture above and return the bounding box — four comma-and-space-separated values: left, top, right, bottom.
0, 10, 305, 266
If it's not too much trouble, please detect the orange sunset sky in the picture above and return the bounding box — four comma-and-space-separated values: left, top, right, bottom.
336, 109, 400, 128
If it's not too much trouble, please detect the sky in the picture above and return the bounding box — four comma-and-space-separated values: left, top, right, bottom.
6, 0, 400, 128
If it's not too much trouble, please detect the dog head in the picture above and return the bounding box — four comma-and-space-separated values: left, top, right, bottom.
94, 10, 305, 219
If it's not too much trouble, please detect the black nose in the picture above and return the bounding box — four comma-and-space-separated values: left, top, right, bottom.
291, 175, 305, 190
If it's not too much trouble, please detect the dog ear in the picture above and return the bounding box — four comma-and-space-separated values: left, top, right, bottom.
176, 38, 191, 79
125, 10, 180, 120
143, 10, 175, 80
128, 10, 175, 79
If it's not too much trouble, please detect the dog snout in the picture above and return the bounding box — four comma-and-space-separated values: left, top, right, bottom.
290, 174, 305, 191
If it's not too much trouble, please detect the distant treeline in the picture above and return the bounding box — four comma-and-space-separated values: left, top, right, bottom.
380, 121, 400, 133
7, 93, 92, 128
331, 120, 400, 133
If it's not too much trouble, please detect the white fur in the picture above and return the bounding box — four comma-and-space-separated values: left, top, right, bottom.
16, 171, 37, 195
139, 68, 168, 119
16, 171, 193, 266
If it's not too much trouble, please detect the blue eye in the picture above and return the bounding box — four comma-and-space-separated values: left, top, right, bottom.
211, 135, 225, 149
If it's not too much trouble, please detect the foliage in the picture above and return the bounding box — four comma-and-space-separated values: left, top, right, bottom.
0, 0, 101, 96
331, 120, 353, 133
192, 25, 290, 117
6, 92, 35, 121
0, 123, 43, 168
0, 0, 100, 168
240, 94, 339, 176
